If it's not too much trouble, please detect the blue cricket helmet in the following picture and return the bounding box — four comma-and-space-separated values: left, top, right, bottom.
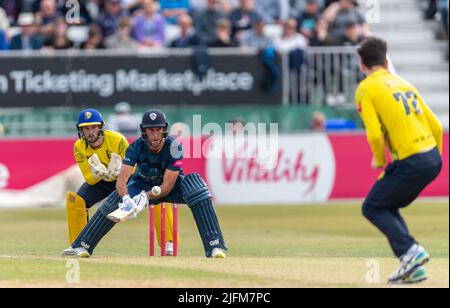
77, 109, 105, 128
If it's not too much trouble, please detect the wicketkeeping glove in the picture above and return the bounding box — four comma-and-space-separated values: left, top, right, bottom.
107, 153, 122, 178
88, 154, 109, 179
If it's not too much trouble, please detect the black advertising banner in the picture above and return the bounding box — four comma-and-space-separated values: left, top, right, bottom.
0, 51, 282, 107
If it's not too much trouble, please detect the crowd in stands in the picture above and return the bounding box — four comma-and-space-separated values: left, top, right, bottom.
0, 0, 371, 52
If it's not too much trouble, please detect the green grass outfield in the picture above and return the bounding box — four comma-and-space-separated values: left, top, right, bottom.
0, 202, 448, 288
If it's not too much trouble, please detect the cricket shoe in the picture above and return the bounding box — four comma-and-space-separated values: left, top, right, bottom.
388, 245, 430, 284
211, 248, 226, 259
394, 266, 429, 285
165, 241, 174, 256
61, 247, 91, 258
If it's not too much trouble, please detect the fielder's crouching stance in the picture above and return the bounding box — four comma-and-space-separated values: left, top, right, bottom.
66, 109, 127, 244
63, 110, 227, 258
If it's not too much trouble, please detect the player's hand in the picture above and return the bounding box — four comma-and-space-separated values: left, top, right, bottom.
120, 195, 137, 212
88, 154, 109, 179
107, 153, 122, 178
371, 158, 384, 170
129, 191, 149, 220
123, 192, 148, 220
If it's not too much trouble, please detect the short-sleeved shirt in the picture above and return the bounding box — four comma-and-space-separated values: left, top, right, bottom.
123, 136, 184, 186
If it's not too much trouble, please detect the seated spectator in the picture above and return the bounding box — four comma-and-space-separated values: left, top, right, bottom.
240, 16, 273, 50
195, 0, 226, 46
81, 26, 103, 50
274, 19, 308, 54
105, 16, 139, 49
10, 13, 42, 50
131, 0, 164, 47
297, 0, 322, 41
309, 18, 332, 46
323, 0, 369, 41
97, 0, 126, 38
191, 0, 238, 15
332, 20, 364, 46
208, 18, 239, 47
0, 28, 8, 50
81, 24, 105, 50
159, 0, 190, 25
289, 0, 324, 18
169, 13, 202, 48
43, 17, 73, 49
241, 17, 279, 92
255, 0, 289, 24
35, 0, 60, 37
229, 0, 260, 40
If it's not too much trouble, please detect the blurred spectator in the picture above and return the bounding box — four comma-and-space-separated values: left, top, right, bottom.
240, 15, 272, 49
240, 17, 279, 92
43, 17, 73, 49
35, 0, 60, 36
424, 0, 438, 20
297, 0, 322, 40
289, 0, 324, 18
85, 0, 100, 21
10, 13, 42, 50
274, 19, 308, 54
208, 18, 238, 47
131, 0, 165, 47
323, 0, 369, 41
229, 0, 260, 40
121, 0, 141, 13
191, 0, 238, 15
438, 0, 448, 35
332, 20, 363, 46
97, 0, 126, 38
159, 0, 190, 25
1, 6, 9, 32
107, 102, 141, 136
105, 16, 139, 49
0, 0, 22, 25
255, 0, 289, 24
81, 24, 105, 50
169, 13, 201, 48
309, 18, 331, 46
0, 28, 8, 49
195, 0, 226, 46
310, 111, 326, 132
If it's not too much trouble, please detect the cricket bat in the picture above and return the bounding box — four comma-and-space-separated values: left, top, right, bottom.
107, 205, 136, 223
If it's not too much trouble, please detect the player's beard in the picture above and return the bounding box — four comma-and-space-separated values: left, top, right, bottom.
85, 132, 101, 145
149, 136, 165, 152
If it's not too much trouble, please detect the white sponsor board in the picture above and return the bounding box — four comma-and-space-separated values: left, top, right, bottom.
206, 134, 336, 204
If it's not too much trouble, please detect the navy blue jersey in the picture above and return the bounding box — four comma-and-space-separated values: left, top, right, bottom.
123, 136, 184, 185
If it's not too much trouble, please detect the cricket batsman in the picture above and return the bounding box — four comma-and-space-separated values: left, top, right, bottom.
62, 109, 227, 258
355, 37, 443, 284
67, 108, 177, 255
